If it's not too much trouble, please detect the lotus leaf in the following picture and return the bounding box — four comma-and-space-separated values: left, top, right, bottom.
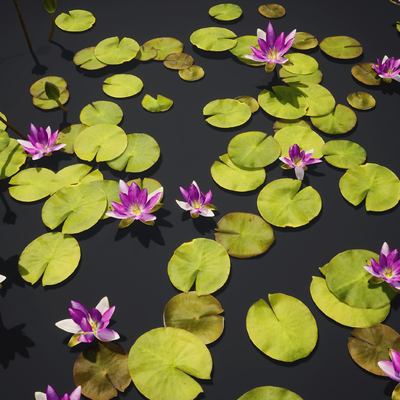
56, 124, 88, 154
209, 3, 242, 21
347, 92, 376, 110
322, 140, 366, 169
351, 63, 382, 85
49, 164, 93, 194
95, 37, 139, 65
203, 98, 251, 128
73, 47, 107, 70
190, 27, 237, 51
80, 101, 123, 126
143, 37, 184, 60
292, 32, 318, 50
179, 66, 205, 81
238, 386, 304, 400
90, 180, 120, 219
320, 36, 363, 59
258, 4, 286, 18
55, 10, 95, 32
273, 119, 310, 133
32, 89, 69, 110
30, 76, 67, 99
135, 45, 158, 61
279, 68, 322, 84
234, 96, 259, 113
281, 53, 319, 75
0, 130, 9, 152
142, 94, 173, 112
0, 139, 27, 180
163, 53, 194, 70
310, 104, 357, 134
103, 74, 143, 98
229, 36, 265, 66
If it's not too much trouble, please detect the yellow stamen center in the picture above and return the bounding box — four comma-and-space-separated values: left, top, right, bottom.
267, 47, 279, 60
383, 266, 394, 279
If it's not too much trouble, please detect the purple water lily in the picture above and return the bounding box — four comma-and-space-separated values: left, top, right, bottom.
176, 181, 217, 218
35, 385, 81, 400
364, 242, 400, 289
245, 22, 296, 64
378, 350, 400, 382
55, 296, 119, 347
17, 123, 65, 160
373, 55, 400, 82
279, 144, 322, 180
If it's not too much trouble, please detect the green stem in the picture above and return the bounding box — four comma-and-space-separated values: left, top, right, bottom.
274, 66, 278, 79
56, 99, 68, 112
12, 0, 33, 53
47, 13, 55, 42
0, 115, 27, 140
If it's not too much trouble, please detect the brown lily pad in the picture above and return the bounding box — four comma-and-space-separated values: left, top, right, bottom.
258, 4, 286, 18
351, 63, 383, 86
163, 53, 194, 70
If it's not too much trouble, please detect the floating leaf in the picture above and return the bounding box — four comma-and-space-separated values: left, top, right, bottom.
203, 99, 251, 128
273, 119, 310, 133
49, 164, 93, 194
319, 36, 363, 59
163, 53, 194, 70
74, 342, 131, 400
30, 76, 67, 99
164, 292, 224, 344
179, 66, 205, 81
130, 178, 163, 200
142, 94, 173, 112
0, 139, 27, 180
56, 124, 88, 154
0, 130, 10, 152
55, 10, 95, 32
0, 112, 7, 131
234, 96, 259, 113
73, 47, 107, 70
211, 153, 266, 192
347, 92, 376, 110
279, 68, 322, 84
281, 53, 319, 75
351, 62, 382, 86
103, 74, 143, 98
95, 37, 139, 65
143, 37, 184, 60
322, 140, 366, 169
238, 386, 304, 400
292, 32, 318, 50
214, 212, 275, 258
91, 180, 120, 219
128, 327, 212, 400
257, 179, 322, 228
209, 3, 242, 21
310, 104, 357, 134
339, 163, 400, 211
394, 385, 400, 400
80, 101, 123, 126
190, 27, 237, 51
81, 169, 103, 184
32, 89, 69, 110
258, 4, 286, 18
135, 45, 157, 61
229, 36, 266, 66
18, 232, 80, 286
168, 238, 230, 295
246, 293, 318, 362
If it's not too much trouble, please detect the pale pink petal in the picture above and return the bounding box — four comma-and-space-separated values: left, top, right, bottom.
96, 328, 120, 341
199, 208, 215, 217
95, 297, 110, 315
69, 386, 82, 400
176, 200, 193, 211
35, 392, 47, 400
295, 166, 305, 180
55, 319, 82, 334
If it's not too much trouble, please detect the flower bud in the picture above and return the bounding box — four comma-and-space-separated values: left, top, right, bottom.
45, 81, 60, 101
43, 0, 57, 14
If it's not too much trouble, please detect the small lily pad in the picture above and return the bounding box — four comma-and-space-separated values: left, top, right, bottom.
246, 293, 318, 362
73, 47, 107, 70
281, 53, 319, 75
103, 74, 144, 98
258, 4, 286, 18
32, 90, 69, 110
351, 63, 382, 86
257, 179, 322, 228
49, 164, 93, 194
30, 76, 67, 99
214, 212, 275, 258
279, 68, 322, 84
142, 94, 173, 112
143, 37, 184, 60
310, 104, 357, 134
80, 101, 123, 126
229, 36, 266, 66
179, 66, 205, 81
347, 92, 376, 110
0, 130, 10, 152
56, 124, 88, 154
273, 119, 310, 133
209, 3, 242, 21
18, 232, 80, 286
135, 45, 157, 61
203, 98, 251, 128
234, 96, 259, 113
55, 10, 95, 32
164, 292, 224, 344
95, 37, 139, 65
322, 140, 366, 169
238, 386, 304, 400
163, 53, 194, 70
190, 27, 237, 52
292, 32, 318, 50
0, 139, 27, 180
320, 36, 363, 59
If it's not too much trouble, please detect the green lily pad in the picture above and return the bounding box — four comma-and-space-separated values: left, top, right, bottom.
246, 293, 318, 362
238, 386, 304, 400
179, 66, 205, 81
80, 101, 123, 126
95, 37, 139, 65
228, 131, 280, 168
42, 182, 107, 234
347, 92, 376, 110
0, 139, 27, 180
310, 277, 390, 328
257, 179, 322, 228
234, 96, 259, 113
320, 36, 363, 59
209, 3, 242, 21
103, 74, 143, 98
325, 249, 397, 309
0, 130, 10, 152
339, 163, 400, 211
203, 99, 251, 128
310, 104, 357, 134
128, 327, 212, 400
281, 53, 319, 75
211, 153, 266, 192
32, 89, 69, 110
214, 212, 275, 258
168, 238, 230, 296
273, 119, 310, 133
30, 76, 67, 99
135, 45, 158, 61
55, 10, 95, 32
258, 86, 308, 119
258, 4, 286, 18
9, 168, 55, 202
143, 37, 184, 61
73, 342, 131, 400
292, 32, 318, 50
322, 140, 366, 169
18, 232, 80, 286
351, 62, 383, 86
107, 133, 160, 173
142, 94, 173, 112
163, 53, 194, 70
73, 47, 107, 70
49, 164, 93, 194
163, 292, 224, 344
229, 36, 266, 66
279, 68, 323, 84
130, 177, 164, 201
0, 112, 7, 131
91, 180, 120, 219
56, 124, 88, 154
190, 27, 237, 51
81, 169, 103, 184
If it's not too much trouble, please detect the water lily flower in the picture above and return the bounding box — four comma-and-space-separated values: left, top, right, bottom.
176, 181, 217, 218
17, 123, 65, 160
35, 385, 81, 400
55, 296, 119, 347
106, 180, 163, 227
279, 144, 322, 180
378, 350, 400, 382
373, 55, 400, 82
245, 22, 296, 64
364, 242, 400, 289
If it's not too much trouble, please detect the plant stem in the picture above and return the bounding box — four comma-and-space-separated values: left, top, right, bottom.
56, 100, 68, 112
274, 67, 278, 79
0, 115, 27, 140
12, 0, 33, 53
47, 13, 55, 42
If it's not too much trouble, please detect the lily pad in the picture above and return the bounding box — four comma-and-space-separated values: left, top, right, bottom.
281, 53, 319, 75
80, 101, 123, 126
325, 249, 397, 309
229, 36, 266, 66
339, 163, 400, 211
163, 292, 224, 344
49, 164, 93, 194
128, 327, 212, 400
18, 232, 80, 286
103, 74, 143, 98
273, 119, 310, 133
0, 139, 27, 180
246, 293, 318, 362
258, 86, 308, 119
234, 96, 259, 113
163, 53, 194, 70
310, 277, 390, 328
310, 104, 357, 134
135, 45, 158, 61
257, 179, 322, 228
347, 92, 376, 110
214, 212, 275, 258
320, 36, 363, 59
168, 238, 230, 296
32, 89, 69, 110
142, 94, 173, 112
211, 153, 266, 192
292, 32, 318, 50
107, 133, 160, 173
258, 4, 286, 18
73, 47, 107, 70
74, 342, 131, 400
228, 131, 280, 168
322, 140, 366, 169
351, 63, 382, 86
209, 4, 242, 21
143, 37, 184, 60
279, 68, 323, 84
0, 130, 10, 152
190, 27, 237, 51
179, 66, 205, 81
95, 37, 139, 65
238, 386, 304, 400
203, 99, 251, 128
56, 124, 89, 154
91, 180, 120, 219
30, 76, 67, 99
0, 112, 7, 131
55, 10, 95, 32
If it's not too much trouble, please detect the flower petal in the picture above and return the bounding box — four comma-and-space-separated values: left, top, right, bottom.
378, 360, 400, 382
95, 296, 110, 315
294, 166, 304, 180
176, 200, 193, 211
69, 386, 82, 400
35, 392, 47, 400
364, 265, 382, 278
96, 328, 120, 341
199, 208, 215, 217
55, 319, 82, 334
46, 385, 61, 400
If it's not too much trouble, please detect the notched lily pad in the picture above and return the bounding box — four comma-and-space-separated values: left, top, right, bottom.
351, 63, 382, 86
190, 27, 237, 51
142, 94, 173, 112
179, 66, 205, 81
229, 36, 266, 66
57, 124, 88, 154
310, 104, 356, 134
281, 53, 319, 75
143, 37, 184, 60
238, 386, 304, 400
234, 96, 259, 113
320, 36, 363, 59
32, 89, 69, 110
135, 45, 158, 61
80, 101, 123, 126
0, 139, 27, 180
273, 119, 310, 133
74, 47, 107, 70
30, 76, 67, 99
322, 140, 366, 169
292, 32, 318, 50
203, 98, 251, 128
209, 3, 242, 21
347, 92, 376, 110
95, 37, 139, 65
258, 4, 286, 18
49, 164, 93, 194
55, 10, 95, 32
279, 68, 322, 84
103, 74, 143, 98
163, 53, 194, 70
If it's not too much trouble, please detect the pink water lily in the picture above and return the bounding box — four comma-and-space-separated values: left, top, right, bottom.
17, 123, 65, 160
379, 350, 400, 382
373, 55, 400, 82
245, 22, 296, 64
35, 385, 81, 400
55, 296, 119, 347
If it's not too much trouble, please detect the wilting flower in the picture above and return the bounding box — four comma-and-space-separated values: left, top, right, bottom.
35, 385, 81, 400
176, 181, 217, 218
55, 296, 119, 347
372, 55, 400, 82
378, 350, 400, 382
279, 144, 322, 180
245, 22, 296, 64
364, 242, 400, 289
0, 274, 5, 289
106, 180, 163, 227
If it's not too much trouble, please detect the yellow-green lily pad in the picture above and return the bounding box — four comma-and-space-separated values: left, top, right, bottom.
163, 53, 194, 70
229, 36, 266, 66
273, 119, 310, 133
95, 37, 139, 65
292, 32, 318, 50
80, 101, 123, 126
135, 45, 158, 61
90, 180, 120, 219
56, 124, 88, 154
49, 164, 93, 194
143, 37, 184, 60
73, 47, 107, 70
142, 94, 173, 112
0, 139, 27, 180
30, 76, 67, 99
320, 36, 363, 59
322, 140, 366, 169
351, 62, 383, 86
281, 53, 319, 75
310, 104, 357, 134
179, 65, 205, 81
190, 27, 237, 51
258, 4, 286, 18
0, 130, 9, 152
238, 386, 303, 400
55, 10, 95, 32
347, 92, 376, 110
0, 112, 7, 131
279, 68, 322, 84
209, 3, 242, 21
32, 90, 69, 110
103, 74, 144, 98
234, 96, 259, 113
203, 98, 251, 128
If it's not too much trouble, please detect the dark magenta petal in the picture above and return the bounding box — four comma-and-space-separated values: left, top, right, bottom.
101, 306, 115, 323
249, 46, 268, 61
69, 309, 87, 325
204, 190, 213, 205
265, 22, 276, 49
274, 32, 285, 51
387, 249, 399, 266
119, 192, 132, 208
30, 124, 39, 142
71, 301, 89, 318
305, 158, 322, 166
89, 308, 102, 324
180, 187, 190, 203
392, 350, 400, 374
37, 127, 48, 145
46, 385, 61, 400
257, 37, 268, 53
370, 258, 383, 274
128, 181, 140, 201
78, 332, 94, 343
188, 183, 200, 203
109, 202, 129, 216
137, 187, 148, 209
79, 317, 92, 333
